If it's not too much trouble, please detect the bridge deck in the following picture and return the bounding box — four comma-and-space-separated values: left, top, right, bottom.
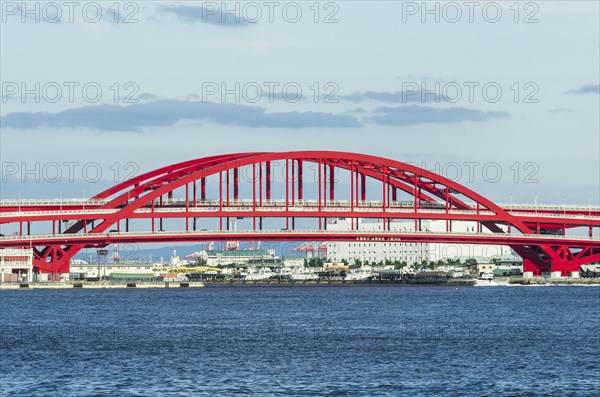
1, 229, 597, 248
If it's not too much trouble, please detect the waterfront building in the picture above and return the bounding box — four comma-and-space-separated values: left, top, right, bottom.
324, 218, 512, 264
325, 218, 429, 264
69, 260, 154, 278
203, 248, 279, 267
0, 248, 33, 282
427, 220, 512, 260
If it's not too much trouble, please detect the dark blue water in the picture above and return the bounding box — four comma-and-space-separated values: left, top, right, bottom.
1, 285, 599, 396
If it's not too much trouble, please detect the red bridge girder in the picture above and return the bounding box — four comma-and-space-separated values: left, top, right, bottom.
1, 151, 598, 277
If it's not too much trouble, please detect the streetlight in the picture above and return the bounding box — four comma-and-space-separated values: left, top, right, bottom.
97, 249, 109, 280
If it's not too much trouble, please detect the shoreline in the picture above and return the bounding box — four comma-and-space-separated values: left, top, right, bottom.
2, 277, 599, 289
0, 281, 205, 290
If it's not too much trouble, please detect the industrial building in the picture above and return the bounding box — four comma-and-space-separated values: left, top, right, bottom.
325, 218, 512, 264
0, 247, 34, 282
325, 218, 429, 264
69, 260, 154, 278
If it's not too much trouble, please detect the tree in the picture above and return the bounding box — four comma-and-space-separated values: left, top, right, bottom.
445, 258, 461, 267
306, 257, 324, 267
464, 258, 478, 267
394, 261, 408, 270
194, 257, 207, 266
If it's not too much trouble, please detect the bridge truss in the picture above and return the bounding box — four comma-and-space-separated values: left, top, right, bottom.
1, 151, 598, 276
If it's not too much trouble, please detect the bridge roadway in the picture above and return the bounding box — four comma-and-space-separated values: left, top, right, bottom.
2, 150, 597, 276
0, 229, 597, 249
0, 207, 598, 228
1, 200, 598, 227
1, 199, 599, 216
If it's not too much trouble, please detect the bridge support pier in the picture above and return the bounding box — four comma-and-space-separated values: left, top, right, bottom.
523, 258, 542, 277
523, 251, 585, 278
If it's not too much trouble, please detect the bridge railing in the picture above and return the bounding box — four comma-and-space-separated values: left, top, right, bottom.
1, 206, 599, 221
1, 229, 597, 242
498, 203, 600, 212
2, 198, 599, 212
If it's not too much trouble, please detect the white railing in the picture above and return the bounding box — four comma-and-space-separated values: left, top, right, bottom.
2, 197, 598, 212
2, 197, 598, 207
1, 205, 598, 221
1, 229, 597, 243
0, 199, 108, 206
498, 203, 600, 212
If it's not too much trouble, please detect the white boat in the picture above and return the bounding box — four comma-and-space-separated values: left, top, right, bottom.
242, 267, 275, 281
84, 269, 99, 281
345, 268, 373, 281
291, 270, 319, 281
474, 272, 496, 286
478, 272, 494, 281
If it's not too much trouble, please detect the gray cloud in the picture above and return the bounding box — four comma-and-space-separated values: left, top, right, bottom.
156, 5, 251, 26
396, 74, 449, 83
0, 100, 362, 131
365, 106, 508, 126
565, 85, 600, 95
137, 93, 160, 102
341, 91, 450, 103
549, 108, 575, 113
5, 5, 120, 23
344, 108, 369, 114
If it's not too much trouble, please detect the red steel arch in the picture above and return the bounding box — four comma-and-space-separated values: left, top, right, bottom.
1, 151, 598, 276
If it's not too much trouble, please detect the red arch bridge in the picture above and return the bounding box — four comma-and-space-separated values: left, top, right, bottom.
1, 151, 598, 277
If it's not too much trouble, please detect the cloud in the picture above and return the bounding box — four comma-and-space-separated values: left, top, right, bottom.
341, 91, 450, 103
343, 108, 369, 114
364, 106, 508, 126
565, 85, 600, 95
0, 100, 362, 131
3, 4, 121, 24
137, 93, 160, 102
9, 5, 63, 23
156, 5, 252, 26
396, 74, 450, 83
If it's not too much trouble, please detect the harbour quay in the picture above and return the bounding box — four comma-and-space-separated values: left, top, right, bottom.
0, 281, 204, 290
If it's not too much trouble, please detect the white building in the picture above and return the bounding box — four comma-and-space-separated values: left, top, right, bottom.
70, 260, 154, 277
326, 218, 429, 264
0, 248, 34, 282
427, 219, 512, 261
325, 218, 512, 264
205, 249, 279, 267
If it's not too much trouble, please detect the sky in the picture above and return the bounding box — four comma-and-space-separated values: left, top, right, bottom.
1, 0, 599, 209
